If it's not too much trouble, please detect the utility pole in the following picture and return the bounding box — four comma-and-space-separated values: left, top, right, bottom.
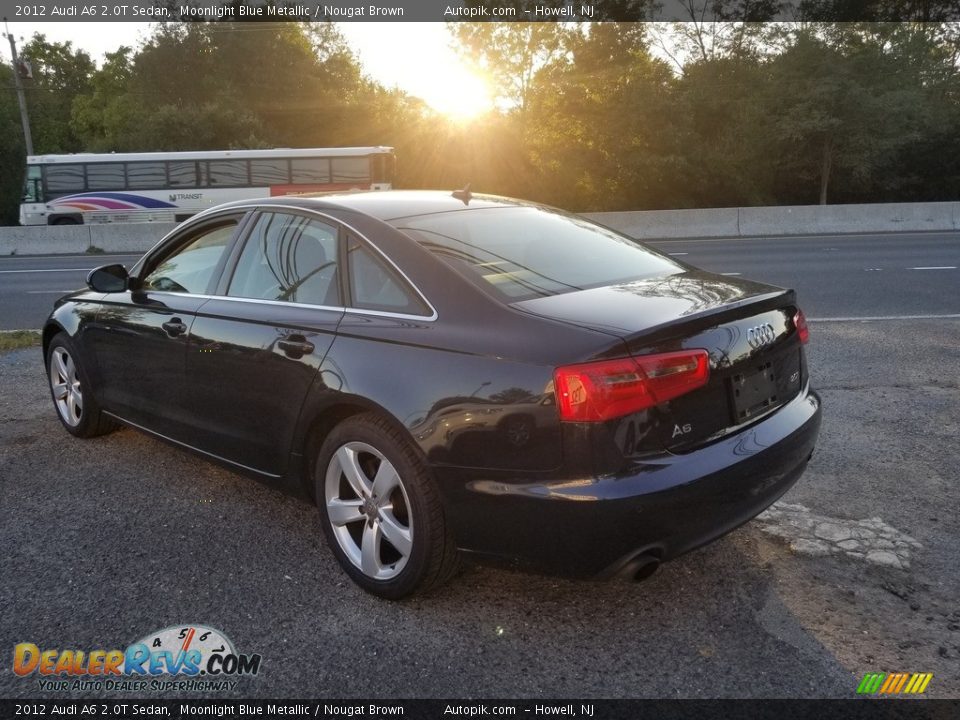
3, 18, 34, 156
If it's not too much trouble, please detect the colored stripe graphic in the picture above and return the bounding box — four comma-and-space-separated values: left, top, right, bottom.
50, 192, 177, 209
857, 672, 932, 695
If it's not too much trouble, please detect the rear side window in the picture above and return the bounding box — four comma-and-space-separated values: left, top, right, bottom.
228, 212, 341, 307
346, 235, 429, 316
396, 207, 681, 302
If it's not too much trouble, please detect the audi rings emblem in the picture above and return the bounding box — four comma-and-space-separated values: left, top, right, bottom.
747, 323, 777, 349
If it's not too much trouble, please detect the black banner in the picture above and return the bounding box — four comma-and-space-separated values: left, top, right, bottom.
0, 699, 957, 720
2, 0, 960, 23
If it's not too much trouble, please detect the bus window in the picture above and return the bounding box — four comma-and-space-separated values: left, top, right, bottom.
209, 160, 249, 186
291, 158, 330, 184
371, 153, 394, 184
22, 165, 42, 202
128, 162, 166, 189
87, 163, 126, 190
46, 165, 85, 193
168, 161, 197, 188
331, 157, 369, 183
250, 159, 290, 185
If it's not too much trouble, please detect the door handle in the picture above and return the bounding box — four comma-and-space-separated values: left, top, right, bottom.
162, 318, 187, 337
277, 336, 315, 359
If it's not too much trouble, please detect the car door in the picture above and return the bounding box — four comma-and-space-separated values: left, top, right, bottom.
182, 210, 345, 476
87, 213, 247, 441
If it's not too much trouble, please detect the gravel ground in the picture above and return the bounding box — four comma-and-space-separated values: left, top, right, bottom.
1, 318, 957, 699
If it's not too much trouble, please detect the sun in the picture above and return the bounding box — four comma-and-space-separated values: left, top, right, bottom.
419, 67, 495, 122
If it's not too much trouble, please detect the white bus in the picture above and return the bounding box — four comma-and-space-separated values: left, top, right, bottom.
19, 146, 395, 226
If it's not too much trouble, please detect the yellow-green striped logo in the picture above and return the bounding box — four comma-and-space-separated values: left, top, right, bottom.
857, 672, 933, 695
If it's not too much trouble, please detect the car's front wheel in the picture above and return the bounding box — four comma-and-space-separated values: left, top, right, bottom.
315, 413, 459, 599
46, 333, 116, 438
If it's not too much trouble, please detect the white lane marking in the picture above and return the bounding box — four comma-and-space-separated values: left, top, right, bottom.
668, 252, 688, 256
809, 314, 960, 322
909, 266, 956, 270
864, 268, 883, 271
26, 290, 78, 294
720, 272, 741, 276
0, 268, 88, 274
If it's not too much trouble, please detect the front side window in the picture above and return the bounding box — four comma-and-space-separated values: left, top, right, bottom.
228, 213, 340, 306
396, 207, 682, 302
142, 221, 238, 294
45, 165, 85, 194
346, 235, 429, 316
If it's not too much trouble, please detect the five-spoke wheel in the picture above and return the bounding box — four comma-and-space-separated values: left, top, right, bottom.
46, 333, 116, 438
325, 441, 413, 580
315, 413, 459, 599
49, 345, 83, 427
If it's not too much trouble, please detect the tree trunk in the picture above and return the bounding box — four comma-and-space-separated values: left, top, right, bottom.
819, 137, 833, 205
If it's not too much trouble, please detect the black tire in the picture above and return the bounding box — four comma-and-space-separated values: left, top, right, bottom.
51, 216, 80, 225
315, 412, 459, 599
46, 333, 117, 438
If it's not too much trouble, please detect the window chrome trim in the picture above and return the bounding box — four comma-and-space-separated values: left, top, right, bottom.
141, 290, 438, 323
184, 202, 438, 321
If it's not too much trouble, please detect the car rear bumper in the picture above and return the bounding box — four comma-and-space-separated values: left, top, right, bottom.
436, 385, 822, 577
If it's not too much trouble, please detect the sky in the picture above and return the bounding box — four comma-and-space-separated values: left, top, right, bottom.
1, 21, 494, 117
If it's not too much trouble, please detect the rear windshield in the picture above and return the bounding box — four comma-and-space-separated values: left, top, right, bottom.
395, 207, 681, 302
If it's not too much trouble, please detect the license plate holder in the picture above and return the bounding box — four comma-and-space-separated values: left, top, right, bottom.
730, 361, 780, 423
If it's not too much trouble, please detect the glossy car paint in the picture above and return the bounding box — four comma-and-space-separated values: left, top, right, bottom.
44, 191, 822, 578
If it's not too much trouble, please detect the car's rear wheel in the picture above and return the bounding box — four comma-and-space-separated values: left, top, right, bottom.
46, 333, 116, 438
315, 413, 458, 599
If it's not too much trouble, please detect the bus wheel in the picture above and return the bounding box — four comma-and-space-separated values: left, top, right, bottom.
51, 217, 80, 225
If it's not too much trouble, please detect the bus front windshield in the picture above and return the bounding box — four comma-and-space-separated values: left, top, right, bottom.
22, 165, 41, 203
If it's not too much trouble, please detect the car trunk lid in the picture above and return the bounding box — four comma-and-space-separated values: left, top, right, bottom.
513, 271, 807, 452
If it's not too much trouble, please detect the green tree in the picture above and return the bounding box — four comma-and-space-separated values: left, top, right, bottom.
762, 24, 933, 204
19, 34, 94, 153
0, 65, 27, 225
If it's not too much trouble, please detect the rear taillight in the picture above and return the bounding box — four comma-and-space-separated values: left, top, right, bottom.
794, 309, 809, 344
554, 349, 710, 422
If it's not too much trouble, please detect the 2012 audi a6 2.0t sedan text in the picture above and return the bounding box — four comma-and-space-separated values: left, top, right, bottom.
43, 191, 821, 598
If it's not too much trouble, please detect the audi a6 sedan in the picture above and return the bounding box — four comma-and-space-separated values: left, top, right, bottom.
43, 191, 821, 598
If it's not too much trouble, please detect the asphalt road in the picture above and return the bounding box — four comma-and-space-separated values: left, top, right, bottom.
650, 231, 960, 320
1, 231, 958, 701
1, 231, 958, 329
0, 253, 142, 330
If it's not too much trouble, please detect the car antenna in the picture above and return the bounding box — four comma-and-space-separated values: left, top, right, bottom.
451, 183, 472, 204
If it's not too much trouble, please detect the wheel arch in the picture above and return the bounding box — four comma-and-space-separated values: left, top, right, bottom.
42, 321, 67, 360
295, 395, 426, 502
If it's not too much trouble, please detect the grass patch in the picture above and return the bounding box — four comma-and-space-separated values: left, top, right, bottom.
86, 245, 105, 254
0, 330, 42, 351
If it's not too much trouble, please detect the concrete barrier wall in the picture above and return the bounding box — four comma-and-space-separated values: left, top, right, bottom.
2, 201, 960, 254
0, 223, 175, 256
585, 201, 960, 240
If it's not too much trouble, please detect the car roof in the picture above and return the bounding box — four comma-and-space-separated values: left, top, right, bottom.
209, 190, 540, 222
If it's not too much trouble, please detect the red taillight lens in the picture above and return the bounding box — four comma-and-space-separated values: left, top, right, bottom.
554, 349, 710, 422
794, 309, 809, 344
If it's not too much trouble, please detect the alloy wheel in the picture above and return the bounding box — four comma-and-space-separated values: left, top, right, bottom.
50, 346, 82, 427
324, 441, 413, 580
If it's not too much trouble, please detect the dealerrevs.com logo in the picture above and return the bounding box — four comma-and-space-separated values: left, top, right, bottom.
13, 624, 262, 693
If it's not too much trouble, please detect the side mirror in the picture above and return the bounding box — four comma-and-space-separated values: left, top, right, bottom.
86, 264, 129, 293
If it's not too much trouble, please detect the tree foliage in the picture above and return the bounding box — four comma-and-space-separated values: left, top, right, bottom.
3, 21, 960, 224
